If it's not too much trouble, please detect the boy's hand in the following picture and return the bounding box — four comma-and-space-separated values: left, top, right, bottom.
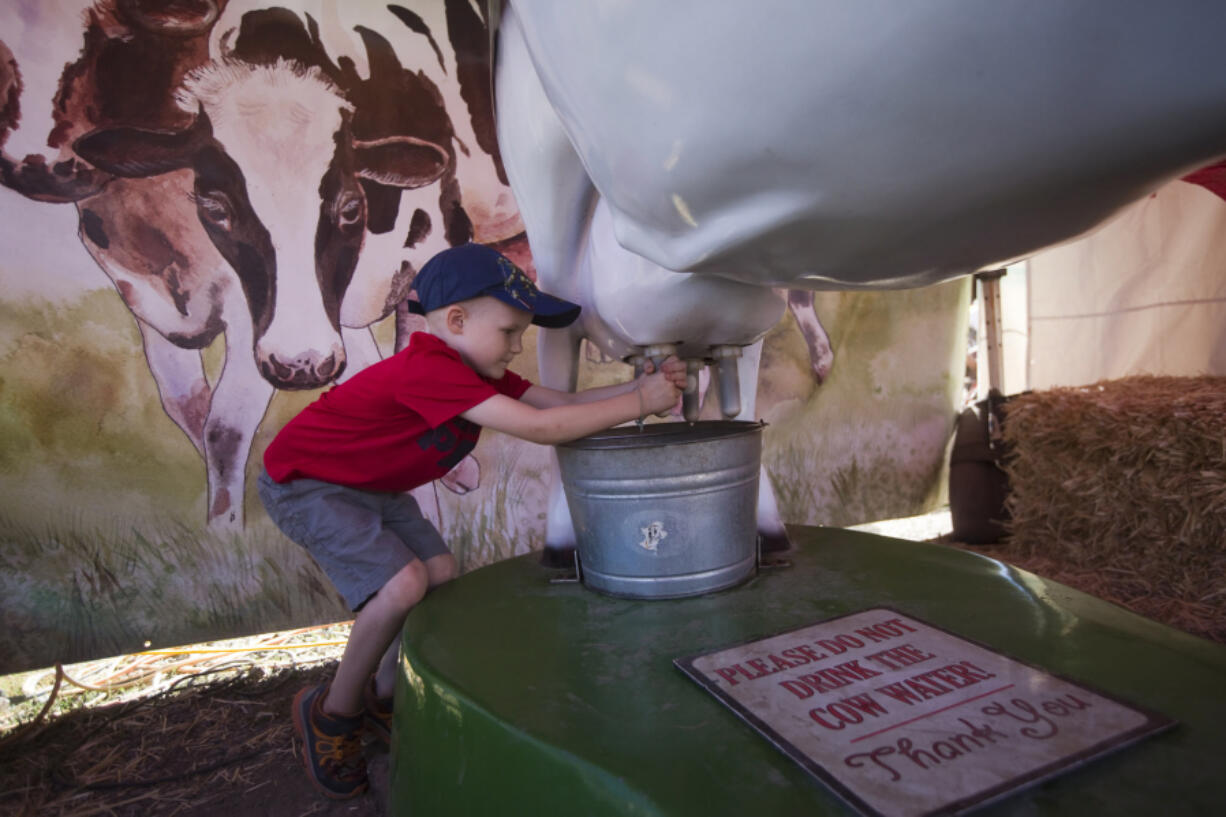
643, 356, 689, 390
638, 356, 686, 415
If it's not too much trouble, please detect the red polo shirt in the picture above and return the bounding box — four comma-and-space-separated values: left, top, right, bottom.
263, 332, 531, 492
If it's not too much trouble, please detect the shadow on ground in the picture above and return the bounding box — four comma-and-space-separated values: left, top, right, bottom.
0, 664, 388, 817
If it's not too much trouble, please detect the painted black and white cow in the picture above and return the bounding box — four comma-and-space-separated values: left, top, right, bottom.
80, 62, 451, 375
0, 1, 513, 528
75, 59, 451, 527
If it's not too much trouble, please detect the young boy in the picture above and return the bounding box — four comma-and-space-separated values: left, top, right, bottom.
257, 242, 686, 799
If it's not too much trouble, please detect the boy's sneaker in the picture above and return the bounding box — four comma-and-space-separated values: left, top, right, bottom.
291, 684, 369, 799
363, 677, 394, 747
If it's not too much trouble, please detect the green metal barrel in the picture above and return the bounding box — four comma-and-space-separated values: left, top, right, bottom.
389, 527, 1226, 815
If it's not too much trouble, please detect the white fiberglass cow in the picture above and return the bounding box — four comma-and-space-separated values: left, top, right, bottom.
497, 6, 795, 558
494, 0, 1226, 561
497, 1, 1226, 289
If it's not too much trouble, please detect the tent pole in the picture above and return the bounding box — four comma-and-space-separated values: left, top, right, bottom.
976, 268, 1007, 394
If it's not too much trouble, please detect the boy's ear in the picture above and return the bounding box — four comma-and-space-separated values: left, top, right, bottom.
445, 304, 467, 334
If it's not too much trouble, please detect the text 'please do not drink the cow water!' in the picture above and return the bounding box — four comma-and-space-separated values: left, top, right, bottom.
711, 616, 1002, 731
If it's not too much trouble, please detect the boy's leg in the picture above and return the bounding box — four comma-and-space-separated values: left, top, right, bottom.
371, 552, 458, 698
294, 551, 436, 796
290, 558, 428, 799
257, 474, 431, 797
325, 558, 430, 715
259, 475, 458, 784
364, 552, 458, 746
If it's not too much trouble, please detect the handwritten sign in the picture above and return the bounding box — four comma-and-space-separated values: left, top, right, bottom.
675, 608, 1173, 816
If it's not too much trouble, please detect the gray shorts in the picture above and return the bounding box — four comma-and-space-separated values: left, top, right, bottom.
257, 470, 450, 611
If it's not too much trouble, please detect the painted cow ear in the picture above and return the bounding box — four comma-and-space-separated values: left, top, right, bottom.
73, 110, 211, 178
353, 136, 449, 189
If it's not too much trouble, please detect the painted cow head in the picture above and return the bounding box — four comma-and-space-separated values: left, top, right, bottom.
73, 60, 448, 388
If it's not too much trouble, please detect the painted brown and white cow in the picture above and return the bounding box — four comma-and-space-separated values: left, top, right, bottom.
0, 1, 513, 528
76, 60, 451, 529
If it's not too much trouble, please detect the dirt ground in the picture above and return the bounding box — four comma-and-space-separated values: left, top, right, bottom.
2, 523, 1222, 817
0, 661, 389, 817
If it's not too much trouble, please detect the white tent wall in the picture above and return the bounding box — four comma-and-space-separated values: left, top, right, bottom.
1016, 180, 1226, 390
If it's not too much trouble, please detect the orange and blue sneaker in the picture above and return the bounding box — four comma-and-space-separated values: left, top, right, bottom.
363, 677, 394, 747
291, 684, 368, 799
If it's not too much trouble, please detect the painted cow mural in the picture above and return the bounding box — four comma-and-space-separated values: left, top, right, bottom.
0, 0, 519, 529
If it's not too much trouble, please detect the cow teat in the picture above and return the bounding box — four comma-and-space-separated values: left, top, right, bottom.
629, 343, 746, 423
711, 346, 743, 419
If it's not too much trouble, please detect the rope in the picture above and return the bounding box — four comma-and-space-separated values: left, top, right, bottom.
0, 664, 65, 749
134, 641, 347, 657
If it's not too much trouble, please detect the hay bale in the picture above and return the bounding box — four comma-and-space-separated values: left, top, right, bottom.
1001, 376, 1226, 608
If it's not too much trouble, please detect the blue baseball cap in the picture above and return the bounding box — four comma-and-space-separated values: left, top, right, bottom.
408, 243, 581, 328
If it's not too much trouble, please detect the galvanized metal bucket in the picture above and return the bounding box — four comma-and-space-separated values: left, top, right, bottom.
556, 421, 763, 599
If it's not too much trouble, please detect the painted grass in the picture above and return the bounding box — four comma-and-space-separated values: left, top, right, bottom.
0, 508, 348, 673
759, 281, 968, 527
0, 279, 970, 671
436, 435, 553, 572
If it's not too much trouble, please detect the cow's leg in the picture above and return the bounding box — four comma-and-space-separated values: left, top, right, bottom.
538, 324, 584, 565
498, 4, 598, 566
75, 186, 242, 528
542, 446, 579, 567
338, 325, 383, 383
494, 1, 595, 296
205, 302, 274, 531
786, 289, 835, 384
137, 320, 212, 456
725, 340, 792, 552
394, 303, 429, 354
440, 456, 481, 496
410, 482, 444, 531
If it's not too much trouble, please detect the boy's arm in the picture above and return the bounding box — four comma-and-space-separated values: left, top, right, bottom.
462, 365, 683, 446
519, 357, 687, 409
519, 379, 635, 409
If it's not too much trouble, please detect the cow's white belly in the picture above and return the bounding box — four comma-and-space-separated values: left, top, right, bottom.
510, 0, 1226, 289
575, 199, 785, 362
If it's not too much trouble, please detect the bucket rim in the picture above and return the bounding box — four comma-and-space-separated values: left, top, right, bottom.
558, 419, 764, 451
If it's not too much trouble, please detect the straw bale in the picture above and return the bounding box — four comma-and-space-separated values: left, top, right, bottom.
1001, 376, 1226, 614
